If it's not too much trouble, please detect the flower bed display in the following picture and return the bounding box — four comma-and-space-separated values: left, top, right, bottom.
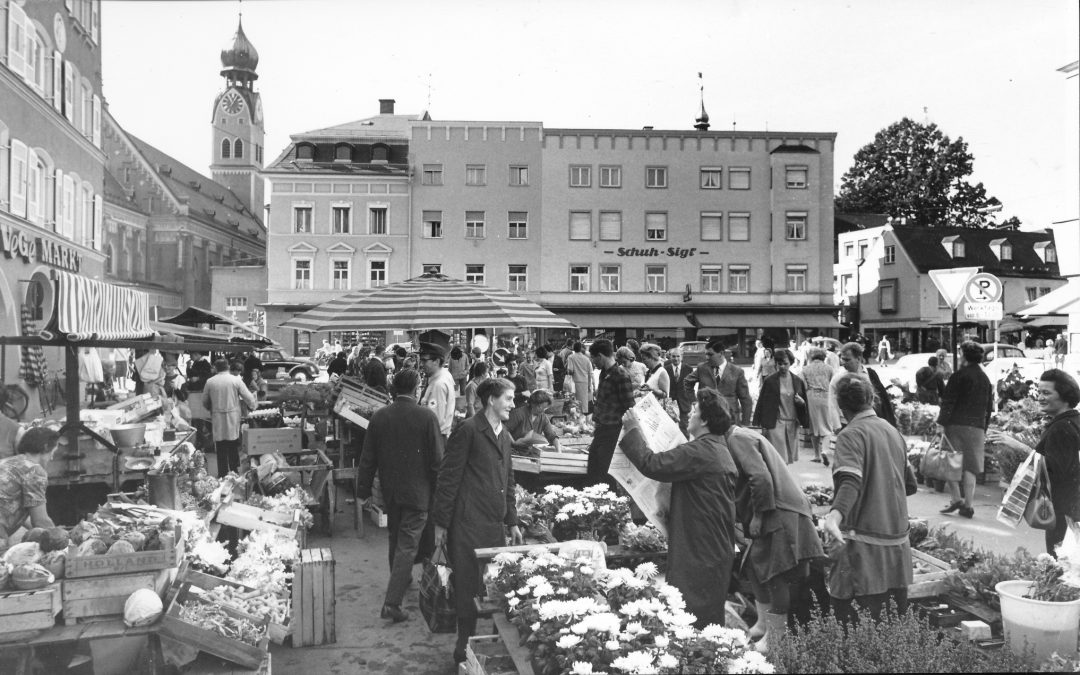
486, 547, 773, 674
893, 402, 939, 437
537, 485, 631, 544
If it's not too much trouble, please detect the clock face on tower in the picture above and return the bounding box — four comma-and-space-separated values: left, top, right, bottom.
220, 91, 245, 115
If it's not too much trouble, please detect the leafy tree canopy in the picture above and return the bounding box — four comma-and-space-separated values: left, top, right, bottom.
836, 118, 1013, 228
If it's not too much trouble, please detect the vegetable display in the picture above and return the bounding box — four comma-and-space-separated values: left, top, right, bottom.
177, 599, 265, 646
203, 585, 289, 625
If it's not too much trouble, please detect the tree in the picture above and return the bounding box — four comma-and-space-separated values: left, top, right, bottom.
836, 118, 1009, 228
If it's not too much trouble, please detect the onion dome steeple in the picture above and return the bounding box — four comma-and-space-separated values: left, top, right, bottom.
220, 17, 259, 87
694, 71, 710, 131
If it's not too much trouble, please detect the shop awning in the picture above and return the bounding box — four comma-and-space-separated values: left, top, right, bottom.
1018, 279, 1080, 317
694, 312, 840, 329
159, 306, 273, 343
45, 271, 153, 341
1025, 316, 1068, 328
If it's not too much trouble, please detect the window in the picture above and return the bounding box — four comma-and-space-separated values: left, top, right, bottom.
785, 212, 807, 240
369, 260, 387, 288
953, 241, 965, 257
729, 167, 750, 190
465, 211, 485, 239
786, 264, 808, 292
293, 259, 312, 289
700, 167, 722, 189
332, 205, 351, 234
369, 207, 387, 235
226, 296, 248, 312
1041, 287, 1052, 297
1046, 247, 1058, 263
1000, 242, 1013, 261
569, 165, 591, 187
508, 212, 528, 239
296, 144, 314, 161
293, 205, 312, 233
645, 212, 667, 241
234, 139, 244, 159
570, 211, 592, 240
334, 144, 351, 161
423, 264, 442, 275
570, 265, 590, 292
884, 245, 896, 264
729, 266, 749, 293
841, 275, 853, 298
785, 166, 808, 189
510, 165, 528, 186
508, 264, 527, 292
600, 265, 621, 293
645, 265, 667, 293
61, 174, 74, 238
599, 165, 621, 188
729, 213, 750, 241
221, 139, 231, 159
879, 280, 898, 312
646, 166, 668, 188
701, 213, 723, 241
331, 260, 350, 290
599, 212, 622, 241
423, 210, 443, 238
422, 164, 443, 186
844, 243, 854, 259
1025, 287, 1039, 302
858, 240, 869, 260
105, 244, 114, 275
701, 265, 722, 293
465, 264, 485, 284
465, 164, 486, 186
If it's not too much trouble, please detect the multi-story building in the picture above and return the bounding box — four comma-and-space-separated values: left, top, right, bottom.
1, 0, 107, 384
101, 18, 265, 317
835, 222, 1065, 352
263, 99, 839, 355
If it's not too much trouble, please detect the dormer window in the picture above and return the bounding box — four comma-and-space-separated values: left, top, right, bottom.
296, 143, 314, 161
942, 235, 964, 258
990, 238, 1012, 261
334, 144, 352, 162
1035, 241, 1058, 264
371, 144, 390, 163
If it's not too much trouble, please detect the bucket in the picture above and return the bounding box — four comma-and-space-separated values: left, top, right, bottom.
146, 470, 180, 510
110, 423, 146, 448
996, 580, 1080, 661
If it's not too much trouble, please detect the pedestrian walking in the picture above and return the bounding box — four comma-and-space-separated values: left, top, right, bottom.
877, 336, 892, 364
566, 342, 594, 415
585, 340, 636, 486
938, 341, 994, 519
432, 378, 522, 665
358, 369, 444, 623
363, 345, 389, 391
448, 346, 470, 393
1055, 333, 1068, 368
201, 358, 257, 476
666, 348, 695, 436
533, 347, 554, 392
616, 347, 647, 388
134, 348, 165, 399
326, 351, 348, 379
828, 342, 895, 430
683, 341, 754, 425
418, 343, 456, 440
821, 373, 916, 624
637, 343, 670, 399
753, 349, 809, 464
463, 362, 489, 417
801, 348, 835, 464
987, 369, 1080, 555
618, 387, 739, 628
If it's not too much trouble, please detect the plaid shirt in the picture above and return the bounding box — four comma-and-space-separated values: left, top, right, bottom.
593, 363, 636, 426
0, 455, 47, 537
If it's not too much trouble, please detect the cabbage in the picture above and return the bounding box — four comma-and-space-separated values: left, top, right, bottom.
107, 540, 136, 556
77, 539, 107, 556
22, 528, 48, 547
39, 551, 66, 579
121, 532, 146, 552
123, 588, 163, 627
44, 528, 70, 553
10, 562, 54, 590
69, 521, 100, 546
3, 542, 43, 566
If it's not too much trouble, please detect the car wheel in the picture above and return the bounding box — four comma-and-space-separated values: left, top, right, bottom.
292, 369, 311, 382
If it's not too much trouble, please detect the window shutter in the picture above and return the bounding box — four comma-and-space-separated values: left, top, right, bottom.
63, 61, 74, 123
26, 148, 39, 222
50, 50, 62, 110
54, 168, 64, 228
92, 95, 101, 147
10, 139, 27, 218
570, 212, 591, 240
91, 0, 99, 43
701, 214, 722, 240
62, 174, 74, 238
599, 212, 621, 240
7, 2, 26, 77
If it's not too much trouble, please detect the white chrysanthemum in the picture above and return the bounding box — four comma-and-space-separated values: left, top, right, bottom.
570, 662, 595, 675
557, 634, 583, 649
520, 558, 539, 573
634, 562, 659, 579
612, 650, 657, 674
583, 612, 623, 636
526, 575, 547, 587
625, 621, 647, 636
494, 552, 522, 565
571, 620, 589, 635
605, 639, 621, 651
563, 570, 576, 579
727, 651, 775, 674
702, 624, 750, 649
580, 565, 594, 575
673, 626, 695, 640
654, 634, 670, 649
517, 587, 530, 596
558, 587, 571, 595
556, 512, 571, 522
658, 653, 679, 669
532, 621, 542, 632
599, 504, 611, 513
508, 597, 521, 608
533, 581, 555, 598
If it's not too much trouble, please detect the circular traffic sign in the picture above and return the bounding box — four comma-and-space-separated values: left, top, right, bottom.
965, 273, 1003, 303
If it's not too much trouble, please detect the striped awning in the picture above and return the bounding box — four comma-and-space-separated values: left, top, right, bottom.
279, 273, 577, 332
46, 271, 153, 341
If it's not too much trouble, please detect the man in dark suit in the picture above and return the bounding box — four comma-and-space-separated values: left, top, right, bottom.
358, 368, 445, 623
665, 348, 695, 435
683, 341, 753, 425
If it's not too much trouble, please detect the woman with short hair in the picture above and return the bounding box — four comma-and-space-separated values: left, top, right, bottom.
463, 361, 489, 417
752, 349, 809, 464
938, 341, 994, 519
988, 369, 1080, 555
0, 427, 59, 539
800, 347, 836, 464
637, 343, 671, 399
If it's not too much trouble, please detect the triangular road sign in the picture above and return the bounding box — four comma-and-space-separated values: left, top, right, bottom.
929, 267, 980, 309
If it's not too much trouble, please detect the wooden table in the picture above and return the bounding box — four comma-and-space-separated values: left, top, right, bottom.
0, 619, 161, 675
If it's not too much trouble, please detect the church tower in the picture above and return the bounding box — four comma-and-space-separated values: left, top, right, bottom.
210, 17, 264, 218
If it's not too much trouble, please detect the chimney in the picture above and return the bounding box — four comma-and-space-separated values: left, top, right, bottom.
642, 126, 653, 131
379, 99, 395, 115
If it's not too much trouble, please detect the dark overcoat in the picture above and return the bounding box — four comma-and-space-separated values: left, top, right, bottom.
683, 363, 753, 425
357, 395, 444, 510
752, 372, 810, 430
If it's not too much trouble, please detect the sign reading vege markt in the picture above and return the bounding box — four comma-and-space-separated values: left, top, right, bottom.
0, 222, 82, 273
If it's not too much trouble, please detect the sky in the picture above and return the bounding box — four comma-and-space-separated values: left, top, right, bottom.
101, 0, 1079, 229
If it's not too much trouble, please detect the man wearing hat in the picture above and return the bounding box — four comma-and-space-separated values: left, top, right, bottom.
419, 343, 456, 440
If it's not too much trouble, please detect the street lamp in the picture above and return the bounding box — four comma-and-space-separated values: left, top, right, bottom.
854, 257, 866, 339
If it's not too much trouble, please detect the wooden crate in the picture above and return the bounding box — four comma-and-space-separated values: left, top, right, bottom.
160, 582, 270, 671
64, 524, 184, 578
174, 566, 291, 646
366, 503, 388, 528
511, 448, 589, 475
0, 583, 62, 639
214, 501, 306, 547
291, 548, 335, 648
62, 567, 173, 624
242, 428, 302, 455
909, 549, 953, 599
465, 635, 517, 675
511, 455, 542, 474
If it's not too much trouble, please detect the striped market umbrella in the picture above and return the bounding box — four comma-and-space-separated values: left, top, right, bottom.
279, 273, 577, 333
18, 304, 48, 387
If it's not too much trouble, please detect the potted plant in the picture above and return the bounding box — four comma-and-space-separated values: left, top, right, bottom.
996, 553, 1080, 662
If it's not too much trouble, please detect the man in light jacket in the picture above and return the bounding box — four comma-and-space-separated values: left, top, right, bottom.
202, 358, 256, 476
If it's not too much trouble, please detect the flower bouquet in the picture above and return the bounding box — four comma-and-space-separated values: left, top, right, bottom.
538, 484, 631, 544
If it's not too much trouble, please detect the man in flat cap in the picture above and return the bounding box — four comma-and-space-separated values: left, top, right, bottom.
418, 343, 456, 440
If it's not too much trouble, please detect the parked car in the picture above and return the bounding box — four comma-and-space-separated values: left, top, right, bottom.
254, 348, 320, 381
875, 343, 1044, 393
677, 341, 709, 368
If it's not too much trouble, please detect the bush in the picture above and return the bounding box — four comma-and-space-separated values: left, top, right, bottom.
770, 607, 1033, 673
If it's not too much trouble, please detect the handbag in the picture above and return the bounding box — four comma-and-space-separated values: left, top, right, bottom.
418, 543, 457, 633
922, 432, 963, 483
563, 373, 576, 395
998, 450, 1039, 528
1024, 455, 1057, 530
